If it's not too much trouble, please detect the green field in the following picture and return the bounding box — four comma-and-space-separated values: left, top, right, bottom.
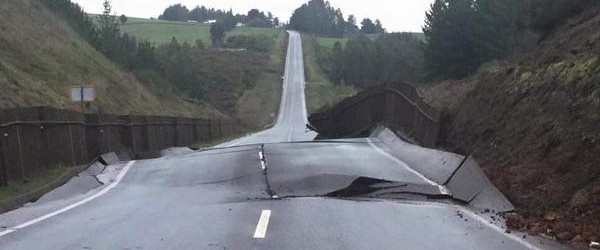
316, 37, 349, 49
315, 33, 424, 49
91, 15, 283, 45
121, 17, 212, 45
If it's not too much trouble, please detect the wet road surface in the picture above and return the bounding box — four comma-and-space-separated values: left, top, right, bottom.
0, 31, 568, 250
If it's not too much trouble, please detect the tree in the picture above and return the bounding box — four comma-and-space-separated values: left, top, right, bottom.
246, 9, 274, 28
374, 19, 385, 33
119, 14, 128, 25
360, 18, 377, 34
343, 15, 360, 37
289, 0, 347, 37
423, 0, 479, 79
158, 4, 189, 21
210, 21, 226, 46
97, 0, 121, 58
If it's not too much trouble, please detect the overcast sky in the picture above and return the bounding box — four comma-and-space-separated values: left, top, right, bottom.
71, 0, 434, 32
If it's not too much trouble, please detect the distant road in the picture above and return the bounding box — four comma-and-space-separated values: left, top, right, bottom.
0, 31, 566, 250
220, 31, 316, 146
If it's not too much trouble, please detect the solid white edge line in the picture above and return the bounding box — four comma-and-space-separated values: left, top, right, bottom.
366, 138, 450, 195
253, 210, 272, 239
454, 205, 542, 250
367, 138, 540, 249
0, 160, 136, 237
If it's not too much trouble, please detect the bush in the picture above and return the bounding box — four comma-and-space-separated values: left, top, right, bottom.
225, 35, 275, 53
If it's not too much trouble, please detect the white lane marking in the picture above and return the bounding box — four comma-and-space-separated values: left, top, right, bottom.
0, 161, 136, 237
454, 205, 542, 250
367, 138, 450, 195
0, 229, 15, 237
260, 161, 266, 170
258, 151, 266, 170
253, 210, 272, 239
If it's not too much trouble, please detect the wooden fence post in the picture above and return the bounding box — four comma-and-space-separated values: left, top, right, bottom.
192, 120, 198, 143
16, 125, 26, 181
173, 117, 179, 147
130, 116, 137, 155
68, 124, 76, 166
207, 119, 213, 141
0, 136, 6, 186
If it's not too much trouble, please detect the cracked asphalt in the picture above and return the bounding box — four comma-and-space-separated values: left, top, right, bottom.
0, 31, 569, 250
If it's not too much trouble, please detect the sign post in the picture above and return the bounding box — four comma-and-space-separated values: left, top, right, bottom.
70, 86, 95, 114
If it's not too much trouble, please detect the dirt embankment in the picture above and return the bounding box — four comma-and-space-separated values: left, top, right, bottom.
421, 7, 600, 244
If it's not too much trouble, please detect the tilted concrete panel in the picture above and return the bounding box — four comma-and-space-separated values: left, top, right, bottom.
446, 157, 485, 202
370, 126, 465, 184
99, 152, 120, 165
372, 126, 514, 212
447, 156, 514, 212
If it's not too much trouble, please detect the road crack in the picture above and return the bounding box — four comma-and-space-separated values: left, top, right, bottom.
259, 144, 276, 197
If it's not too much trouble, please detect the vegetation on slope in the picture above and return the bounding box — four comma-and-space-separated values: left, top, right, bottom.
0, 0, 221, 117
423, 0, 598, 79
422, 6, 600, 244
46, 0, 285, 125
113, 15, 285, 128
302, 35, 356, 113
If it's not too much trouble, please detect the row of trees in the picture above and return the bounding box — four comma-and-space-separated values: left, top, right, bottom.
159, 4, 231, 23
423, 0, 597, 79
317, 33, 425, 88
159, 4, 279, 28
289, 0, 385, 37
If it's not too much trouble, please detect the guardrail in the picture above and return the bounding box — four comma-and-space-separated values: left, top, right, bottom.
0, 107, 239, 186
309, 82, 441, 147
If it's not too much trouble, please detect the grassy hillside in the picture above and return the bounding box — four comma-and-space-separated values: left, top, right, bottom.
316, 37, 348, 49
236, 33, 286, 128
421, 6, 600, 243
86, 15, 286, 128
315, 33, 422, 49
302, 35, 357, 113
0, 0, 222, 118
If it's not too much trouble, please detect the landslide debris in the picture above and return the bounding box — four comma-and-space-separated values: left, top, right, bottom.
421, 5, 600, 244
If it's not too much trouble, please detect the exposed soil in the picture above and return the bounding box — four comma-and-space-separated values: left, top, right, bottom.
422, 6, 600, 245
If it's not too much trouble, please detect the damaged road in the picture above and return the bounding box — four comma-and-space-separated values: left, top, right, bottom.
0, 136, 570, 249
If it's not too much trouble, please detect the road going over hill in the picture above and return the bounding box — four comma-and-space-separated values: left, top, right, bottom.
221, 31, 316, 146
0, 31, 566, 250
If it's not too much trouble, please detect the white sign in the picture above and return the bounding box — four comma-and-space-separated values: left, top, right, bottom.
70, 86, 95, 102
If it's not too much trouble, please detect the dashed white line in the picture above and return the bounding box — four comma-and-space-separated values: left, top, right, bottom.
253, 210, 272, 239
258, 151, 267, 170
367, 138, 450, 195
0, 161, 136, 237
